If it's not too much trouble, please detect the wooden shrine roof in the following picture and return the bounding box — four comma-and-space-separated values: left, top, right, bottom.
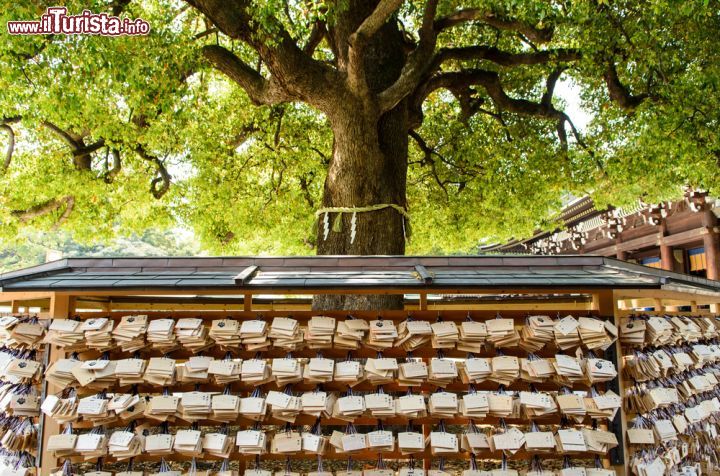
0, 255, 719, 294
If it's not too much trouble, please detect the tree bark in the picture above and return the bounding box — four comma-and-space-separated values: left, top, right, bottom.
313, 6, 409, 311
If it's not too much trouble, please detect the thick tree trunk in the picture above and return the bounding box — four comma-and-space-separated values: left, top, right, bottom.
313, 5, 409, 311
312, 104, 409, 310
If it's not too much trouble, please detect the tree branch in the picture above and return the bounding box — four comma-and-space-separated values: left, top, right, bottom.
376, 0, 440, 112
409, 130, 449, 198
202, 45, 290, 105
298, 174, 315, 208
272, 107, 285, 147
420, 68, 593, 154
193, 27, 218, 40
42, 120, 104, 169
229, 123, 260, 150
189, 0, 340, 112
433, 46, 580, 69
11, 195, 75, 224
51, 195, 75, 230
103, 149, 122, 183
42, 120, 81, 150
347, 0, 404, 95
0, 124, 15, 171
354, 0, 404, 41
111, 0, 132, 16
434, 8, 554, 44
76, 138, 106, 156
541, 66, 565, 107
419, 0, 440, 41
476, 106, 513, 142
422, 69, 563, 120
380, 2, 568, 115
303, 21, 327, 56
136, 145, 171, 199
603, 61, 649, 111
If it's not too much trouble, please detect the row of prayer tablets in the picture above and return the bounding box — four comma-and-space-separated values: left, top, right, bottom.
40, 314, 617, 353
42, 354, 617, 391
40, 387, 622, 426
89, 466, 617, 476
47, 423, 619, 460
620, 314, 719, 347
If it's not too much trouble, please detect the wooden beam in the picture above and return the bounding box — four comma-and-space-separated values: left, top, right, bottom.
34, 286, 654, 297
661, 226, 711, 247
418, 301, 594, 311
614, 288, 720, 304
616, 308, 714, 317
414, 265, 433, 284
591, 225, 717, 257
234, 265, 259, 285
616, 232, 662, 253
0, 291, 56, 301
590, 232, 661, 256
243, 293, 252, 312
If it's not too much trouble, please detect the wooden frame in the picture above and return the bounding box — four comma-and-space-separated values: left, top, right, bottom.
4, 278, 718, 476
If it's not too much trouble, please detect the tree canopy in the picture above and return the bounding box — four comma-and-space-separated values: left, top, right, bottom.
1, 0, 718, 255
0, 229, 200, 272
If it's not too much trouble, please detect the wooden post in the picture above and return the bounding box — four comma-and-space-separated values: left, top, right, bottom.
660, 222, 674, 272
422, 419, 431, 473
244, 294, 253, 312
39, 294, 72, 476
616, 233, 627, 261
702, 210, 719, 280
419, 293, 428, 311
594, 290, 629, 476
704, 230, 719, 281
660, 244, 673, 272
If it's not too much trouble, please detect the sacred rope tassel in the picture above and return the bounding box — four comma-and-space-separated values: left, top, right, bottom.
323, 212, 330, 241
332, 212, 343, 233
350, 211, 357, 244
314, 204, 410, 243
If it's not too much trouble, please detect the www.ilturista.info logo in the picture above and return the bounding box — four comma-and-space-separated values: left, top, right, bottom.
7, 7, 150, 36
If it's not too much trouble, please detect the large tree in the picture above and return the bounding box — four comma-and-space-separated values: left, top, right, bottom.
1, 1, 719, 308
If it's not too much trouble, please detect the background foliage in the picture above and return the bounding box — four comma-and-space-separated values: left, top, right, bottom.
0, 229, 200, 272
0, 0, 718, 257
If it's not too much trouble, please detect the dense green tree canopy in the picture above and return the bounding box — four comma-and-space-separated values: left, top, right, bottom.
1, 0, 718, 254
0, 229, 200, 272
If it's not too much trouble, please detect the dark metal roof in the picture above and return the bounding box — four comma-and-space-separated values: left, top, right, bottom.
0, 255, 719, 294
